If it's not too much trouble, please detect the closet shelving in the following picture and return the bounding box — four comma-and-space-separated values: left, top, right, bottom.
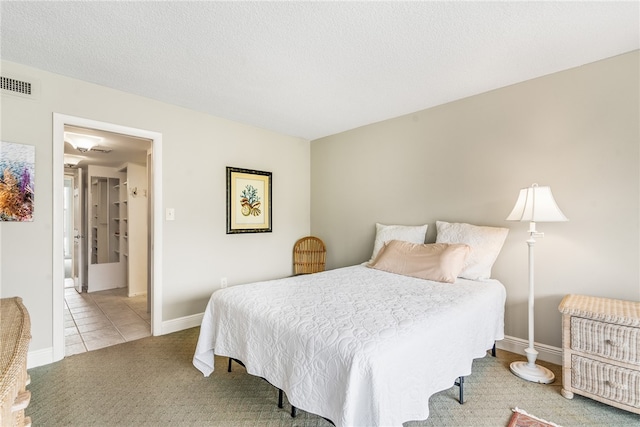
116, 163, 148, 297
87, 165, 127, 293
91, 199, 98, 264
86, 163, 147, 296
122, 180, 129, 258
90, 177, 121, 264
109, 180, 120, 263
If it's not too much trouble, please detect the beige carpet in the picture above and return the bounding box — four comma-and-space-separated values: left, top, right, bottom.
26, 327, 640, 426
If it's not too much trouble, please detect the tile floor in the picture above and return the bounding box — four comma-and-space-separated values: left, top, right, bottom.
64, 284, 150, 356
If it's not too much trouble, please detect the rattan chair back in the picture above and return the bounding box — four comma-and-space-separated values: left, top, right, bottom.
293, 236, 326, 275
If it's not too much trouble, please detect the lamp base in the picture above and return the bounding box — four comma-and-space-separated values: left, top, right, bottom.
510, 361, 555, 384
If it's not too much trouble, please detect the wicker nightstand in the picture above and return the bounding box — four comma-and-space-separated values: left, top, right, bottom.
558, 294, 640, 414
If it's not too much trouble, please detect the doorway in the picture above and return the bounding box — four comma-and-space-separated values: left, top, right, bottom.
64, 130, 151, 355
52, 114, 163, 363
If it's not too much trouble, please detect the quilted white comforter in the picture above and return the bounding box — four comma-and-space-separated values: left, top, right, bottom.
193, 265, 506, 427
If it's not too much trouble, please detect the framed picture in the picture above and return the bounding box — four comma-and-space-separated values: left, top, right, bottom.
0, 141, 35, 222
226, 167, 272, 234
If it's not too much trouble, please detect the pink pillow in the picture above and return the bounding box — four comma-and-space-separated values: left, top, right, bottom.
369, 240, 470, 283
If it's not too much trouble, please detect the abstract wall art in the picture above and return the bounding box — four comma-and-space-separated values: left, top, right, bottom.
0, 141, 35, 221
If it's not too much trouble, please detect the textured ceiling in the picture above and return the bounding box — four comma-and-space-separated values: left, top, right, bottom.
1, 1, 638, 140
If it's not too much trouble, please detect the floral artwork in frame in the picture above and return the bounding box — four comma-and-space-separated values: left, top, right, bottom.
0, 141, 35, 222
227, 167, 272, 234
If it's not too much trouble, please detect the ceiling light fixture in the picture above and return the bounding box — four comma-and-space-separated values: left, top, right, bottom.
63, 154, 83, 167
64, 131, 103, 152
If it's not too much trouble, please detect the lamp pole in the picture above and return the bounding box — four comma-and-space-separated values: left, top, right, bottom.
525, 227, 538, 367
509, 221, 555, 383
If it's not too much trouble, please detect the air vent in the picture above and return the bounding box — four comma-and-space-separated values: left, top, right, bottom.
1, 76, 31, 95
1, 73, 40, 100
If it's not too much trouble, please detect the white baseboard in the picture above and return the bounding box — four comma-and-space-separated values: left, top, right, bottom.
497, 335, 562, 366
160, 312, 203, 335
27, 347, 54, 369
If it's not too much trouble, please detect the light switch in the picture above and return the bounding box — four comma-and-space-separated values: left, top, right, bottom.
166, 208, 175, 221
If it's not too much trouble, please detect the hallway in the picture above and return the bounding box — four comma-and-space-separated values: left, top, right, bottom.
64, 282, 150, 356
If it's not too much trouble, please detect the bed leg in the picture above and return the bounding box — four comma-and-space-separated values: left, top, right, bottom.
291, 406, 298, 418
454, 376, 465, 404
492, 342, 496, 357
278, 389, 283, 409
227, 358, 232, 372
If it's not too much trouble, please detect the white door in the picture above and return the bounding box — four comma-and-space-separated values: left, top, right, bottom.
72, 167, 84, 293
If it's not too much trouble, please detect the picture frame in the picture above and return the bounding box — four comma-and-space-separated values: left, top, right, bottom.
226, 166, 272, 234
0, 141, 35, 222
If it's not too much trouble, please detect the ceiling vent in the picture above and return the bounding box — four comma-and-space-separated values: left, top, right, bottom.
1, 74, 40, 100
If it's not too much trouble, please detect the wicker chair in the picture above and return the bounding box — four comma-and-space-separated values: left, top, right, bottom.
293, 236, 326, 275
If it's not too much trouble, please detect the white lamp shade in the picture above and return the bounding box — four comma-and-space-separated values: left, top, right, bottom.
506, 184, 568, 222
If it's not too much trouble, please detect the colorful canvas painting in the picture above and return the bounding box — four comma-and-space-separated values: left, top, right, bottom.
0, 141, 35, 221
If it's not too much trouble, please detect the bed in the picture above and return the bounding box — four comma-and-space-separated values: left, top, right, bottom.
193, 221, 508, 426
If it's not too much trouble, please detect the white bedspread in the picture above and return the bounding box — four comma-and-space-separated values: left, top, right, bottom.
193, 265, 505, 427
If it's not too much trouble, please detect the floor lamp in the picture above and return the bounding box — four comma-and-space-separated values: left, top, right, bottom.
506, 183, 568, 384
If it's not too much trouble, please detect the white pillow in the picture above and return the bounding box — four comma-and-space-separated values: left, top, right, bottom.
435, 221, 508, 280
368, 223, 428, 264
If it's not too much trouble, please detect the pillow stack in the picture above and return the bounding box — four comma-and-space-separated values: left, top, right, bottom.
366, 221, 509, 283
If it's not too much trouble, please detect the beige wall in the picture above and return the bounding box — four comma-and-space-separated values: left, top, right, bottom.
2, 51, 637, 359
310, 51, 640, 349
1, 61, 310, 353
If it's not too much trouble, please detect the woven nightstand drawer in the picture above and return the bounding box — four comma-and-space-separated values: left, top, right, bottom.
572, 355, 640, 409
571, 317, 640, 365
561, 295, 640, 414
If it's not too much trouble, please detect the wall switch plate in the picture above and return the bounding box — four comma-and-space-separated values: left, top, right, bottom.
166, 208, 175, 221
220, 277, 228, 288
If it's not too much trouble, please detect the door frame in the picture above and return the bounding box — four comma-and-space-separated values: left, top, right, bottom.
63, 170, 84, 292
63, 173, 73, 272
52, 113, 163, 362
